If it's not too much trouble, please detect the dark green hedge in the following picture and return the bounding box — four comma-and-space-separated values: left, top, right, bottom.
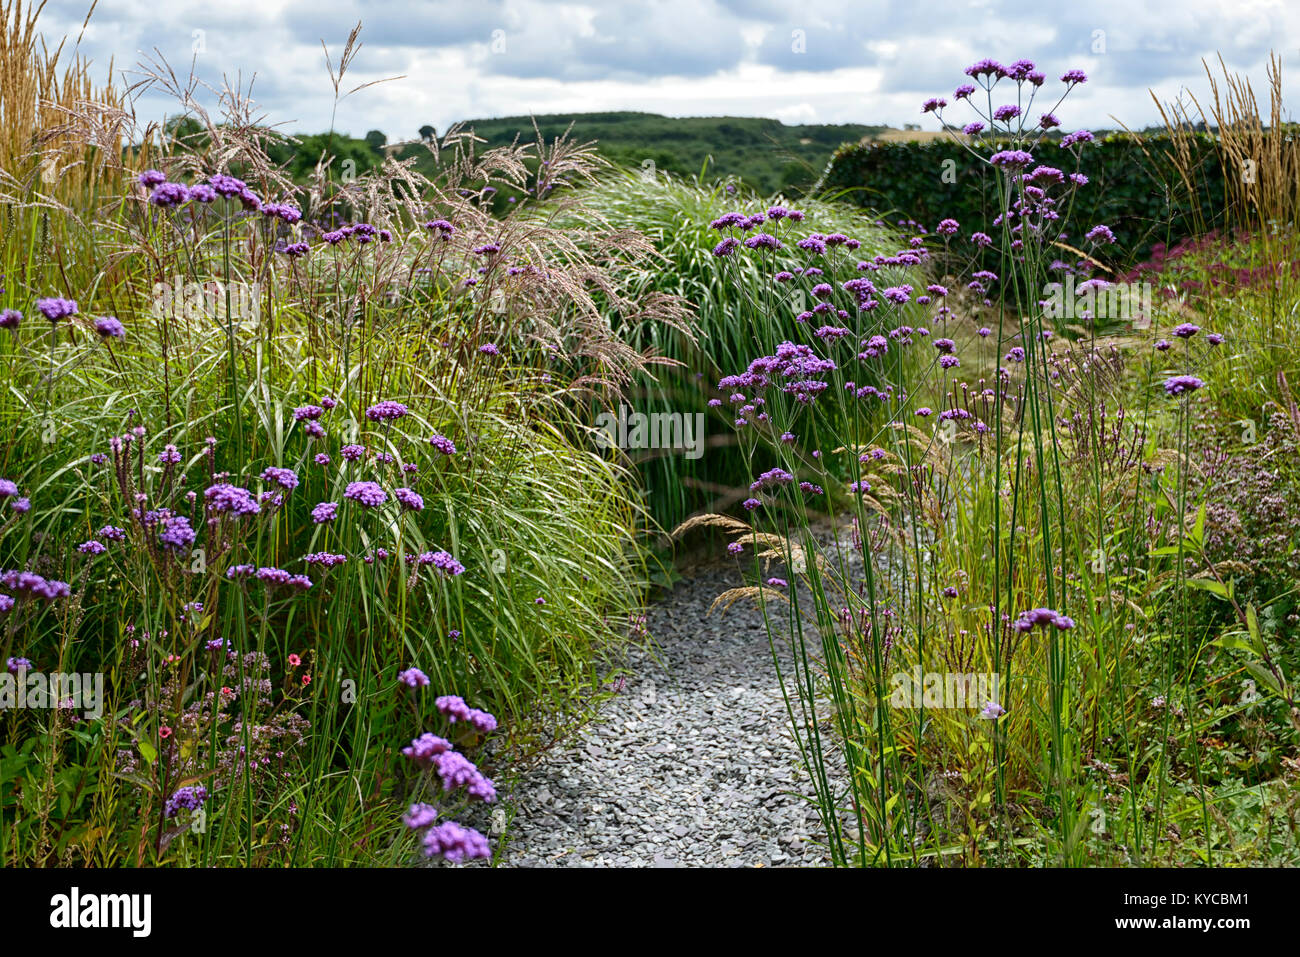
815, 132, 1228, 264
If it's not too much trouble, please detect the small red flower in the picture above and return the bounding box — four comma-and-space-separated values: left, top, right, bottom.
301, 674, 311, 686
288, 654, 301, 667
159, 726, 173, 739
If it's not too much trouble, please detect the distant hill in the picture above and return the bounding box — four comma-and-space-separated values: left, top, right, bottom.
396, 111, 889, 194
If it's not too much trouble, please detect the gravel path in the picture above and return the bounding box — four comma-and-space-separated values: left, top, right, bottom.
488, 556, 839, 867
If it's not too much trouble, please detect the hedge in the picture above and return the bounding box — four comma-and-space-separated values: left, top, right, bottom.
814, 132, 1229, 265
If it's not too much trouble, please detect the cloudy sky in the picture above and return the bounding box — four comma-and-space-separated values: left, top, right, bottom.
38, 0, 1296, 140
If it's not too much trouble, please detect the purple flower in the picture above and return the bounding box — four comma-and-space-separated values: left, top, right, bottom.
6, 654, 31, 670
293, 405, 324, 421
980, 701, 1006, 720
137, 169, 167, 188
36, 297, 77, 321
164, 785, 208, 819
260, 466, 299, 490
1164, 375, 1204, 396
990, 150, 1034, 169
1014, 607, 1076, 632
428, 434, 456, 456
1061, 69, 1088, 85
78, 540, 106, 556
1172, 323, 1200, 339
921, 97, 947, 113
398, 667, 430, 688
1207, 333, 1224, 345
149, 182, 190, 208
394, 487, 424, 511
311, 501, 338, 523
365, 400, 409, 422
0, 309, 20, 330
403, 733, 453, 766
344, 481, 387, 508
712, 237, 740, 257
0, 479, 17, 498
432, 751, 496, 802
204, 483, 260, 517
425, 551, 464, 577
93, 317, 125, 339
993, 104, 1021, 123
340, 444, 365, 462
478, 343, 500, 356
1086, 224, 1116, 244
743, 233, 782, 250
422, 821, 490, 862
403, 802, 440, 830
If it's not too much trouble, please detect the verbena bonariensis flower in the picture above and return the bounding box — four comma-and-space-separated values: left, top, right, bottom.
302, 551, 347, 567
341, 444, 365, 462
990, 150, 1034, 169
1164, 375, 1205, 396
78, 540, 106, 556
36, 297, 77, 321
204, 483, 261, 517
1173, 322, 1200, 339
419, 551, 464, 577
398, 667, 430, 688
6, 654, 32, 670
293, 405, 323, 421
0, 570, 71, 600
428, 434, 456, 455
478, 343, 499, 356
422, 821, 490, 862
712, 237, 740, 257
164, 785, 208, 818
394, 487, 424, 511
403, 802, 439, 829
255, 567, 312, 589
150, 182, 190, 208
260, 466, 299, 490
365, 400, 409, 422
310, 501, 338, 524
344, 481, 386, 508
94, 317, 125, 338
137, 169, 167, 188
433, 751, 497, 802
402, 732, 453, 764
1086, 224, 1116, 244
1014, 607, 1076, 631
0, 479, 17, 498
0, 308, 20, 329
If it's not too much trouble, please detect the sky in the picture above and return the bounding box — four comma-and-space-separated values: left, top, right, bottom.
37, 0, 1298, 140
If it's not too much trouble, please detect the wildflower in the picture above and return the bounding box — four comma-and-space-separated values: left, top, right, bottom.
963, 122, 986, 136
302, 552, 347, 567
403, 732, 453, 764
0, 309, 19, 330
1013, 607, 1076, 631
742, 497, 762, 511
1164, 375, 1204, 396
164, 786, 208, 818
1172, 322, 1200, 339
36, 297, 77, 321
1039, 112, 1060, 129
6, 655, 32, 671
766, 577, 788, 588
478, 343, 500, 356
727, 542, 743, 555
980, 701, 1006, 720
293, 405, 324, 421
970, 232, 993, 247
94, 317, 125, 338
344, 481, 387, 508
150, 182, 190, 207
365, 400, 409, 422
1086, 224, 1116, 244
404, 803, 439, 829
398, 667, 430, 688
78, 540, 106, 556
954, 83, 976, 100
11, 497, 29, 514
712, 237, 740, 257
989, 151, 1033, 169
311, 501, 338, 523
743, 233, 783, 250
137, 169, 167, 188
204, 483, 260, 517
429, 434, 456, 455
1061, 69, 1088, 84
922, 97, 947, 113
993, 104, 1021, 123
422, 821, 490, 862
98, 525, 125, 541
965, 59, 1008, 79
260, 466, 299, 490
425, 551, 465, 577
394, 487, 424, 511
341, 444, 365, 462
